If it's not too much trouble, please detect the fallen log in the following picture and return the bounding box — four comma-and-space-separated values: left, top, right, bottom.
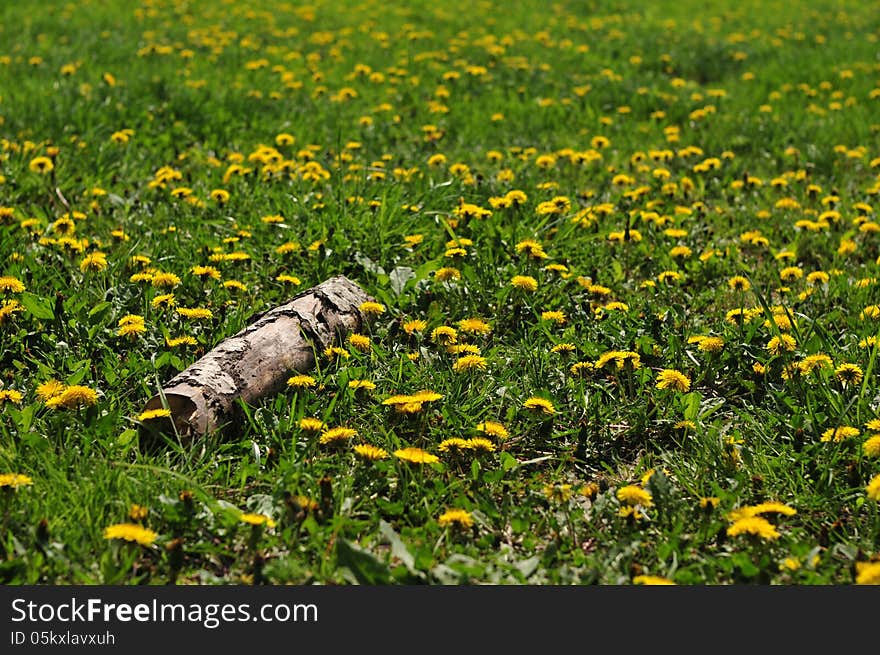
140, 275, 375, 444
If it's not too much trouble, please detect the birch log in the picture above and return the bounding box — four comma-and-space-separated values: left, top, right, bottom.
140, 275, 374, 443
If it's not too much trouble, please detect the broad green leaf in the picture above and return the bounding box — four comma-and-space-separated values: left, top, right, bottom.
19, 292, 54, 320
336, 539, 392, 585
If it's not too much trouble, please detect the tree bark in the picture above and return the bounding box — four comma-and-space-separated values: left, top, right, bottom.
140, 275, 374, 444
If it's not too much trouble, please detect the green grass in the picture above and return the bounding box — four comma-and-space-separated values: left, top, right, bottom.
1, 0, 879, 585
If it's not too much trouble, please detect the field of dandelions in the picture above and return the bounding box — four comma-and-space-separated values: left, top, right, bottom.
1, 0, 879, 585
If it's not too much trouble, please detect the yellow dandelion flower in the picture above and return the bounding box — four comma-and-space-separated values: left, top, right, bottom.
79, 252, 108, 273
176, 307, 213, 320
438, 508, 473, 529
862, 435, 880, 457
103, 523, 158, 547
0, 390, 23, 404
191, 265, 221, 280
0, 276, 26, 293
35, 379, 65, 401
166, 335, 197, 347
633, 575, 676, 585
137, 408, 171, 421
319, 426, 358, 445
239, 513, 276, 528
431, 325, 457, 345
434, 267, 461, 282
0, 473, 33, 489
439, 438, 472, 453
29, 156, 54, 174
348, 333, 371, 352
458, 318, 491, 334
466, 437, 496, 453
403, 319, 427, 334
45, 385, 98, 409
394, 447, 439, 464
359, 301, 386, 316
476, 421, 509, 440
452, 354, 487, 372
523, 397, 556, 415
726, 516, 780, 540
353, 444, 389, 461
727, 276, 751, 292
866, 473, 880, 501
150, 272, 181, 288
540, 310, 566, 324
616, 485, 653, 507
511, 275, 538, 292
299, 417, 326, 432
767, 334, 797, 355
655, 369, 691, 392
821, 426, 860, 442
855, 561, 880, 584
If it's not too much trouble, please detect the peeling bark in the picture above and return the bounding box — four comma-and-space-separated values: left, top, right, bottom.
141, 275, 374, 444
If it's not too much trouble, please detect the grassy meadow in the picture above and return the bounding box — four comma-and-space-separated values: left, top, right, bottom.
1, 0, 880, 585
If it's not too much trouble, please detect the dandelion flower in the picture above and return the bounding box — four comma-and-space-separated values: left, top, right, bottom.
541, 310, 566, 324
239, 513, 276, 528
166, 335, 197, 347
438, 438, 473, 453
0, 299, 24, 324
191, 265, 221, 280
0, 390, 23, 404
458, 318, 491, 334
431, 326, 457, 345
396, 320, 426, 338
394, 447, 439, 464
821, 426, 860, 442
137, 408, 171, 421
835, 363, 864, 386
633, 575, 676, 585
29, 156, 55, 174
0, 473, 33, 489
353, 444, 389, 461
726, 516, 780, 540
0, 276, 25, 293
655, 369, 691, 392
523, 397, 556, 415
359, 301, 386, 316
452, 354, 487, 372
863, 435, 880, 457
79, 252, 108, 273
466, 437, 496, 453
438, 509, 473, 529
299, 417, 326, 432
435, 267, 462, 282
319, 426, 358, 445
511, 275, 538, 292
616, 485, 653, 507
855, 561, 880, 585
767, 334, 797, 355
867, 473, 880, 502
150, 272, 181, 288
176, 307, 213, 320
45, 385, 98, 409
476, 421, 509, 440
103, 523, 158, 547
348, 333, 371, 352
35, 379, 64, 401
